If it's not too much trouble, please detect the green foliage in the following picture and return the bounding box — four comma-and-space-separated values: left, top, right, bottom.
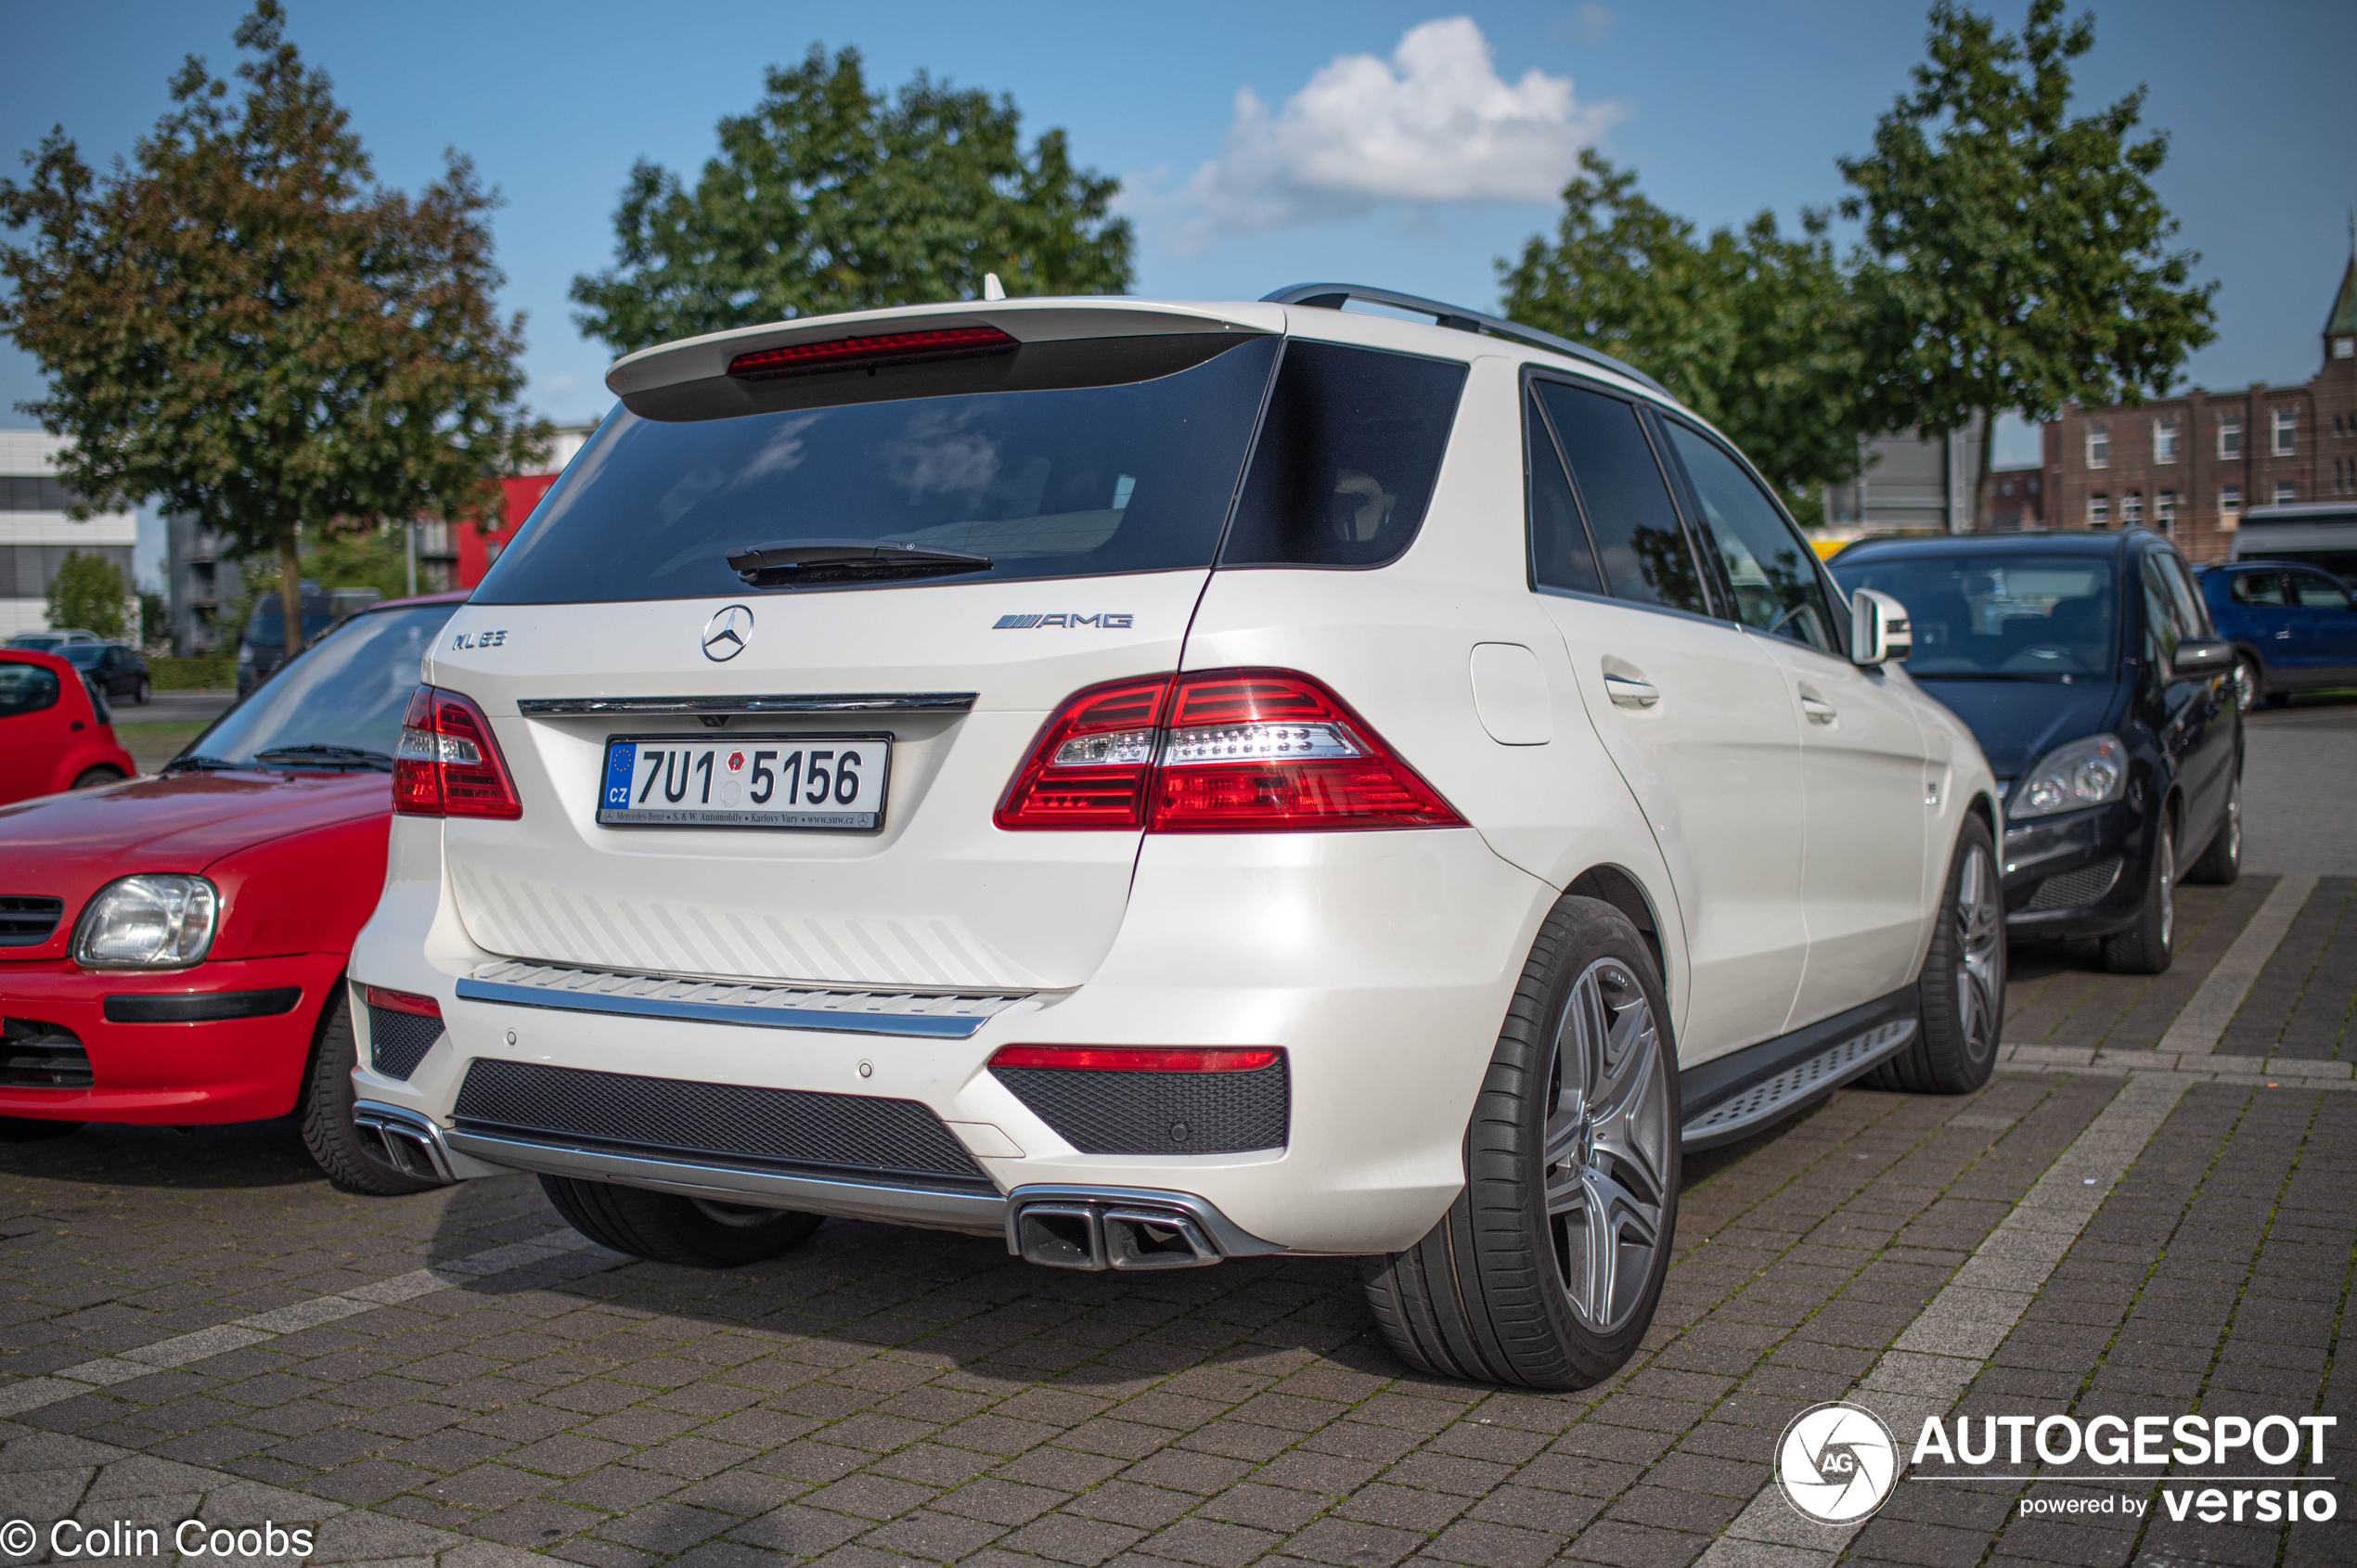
0, 2, 549, 654
137, 591, 167, 650
572, 45, 1132, 353
45, 550, 128, 641
1500, 151, 1863, 524
1838, 0, 2216, 500
302, 525, 411, 601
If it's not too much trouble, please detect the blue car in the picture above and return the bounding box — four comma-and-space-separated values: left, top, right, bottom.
1832, 529, 2241, 973
2194, 559, 2357, 709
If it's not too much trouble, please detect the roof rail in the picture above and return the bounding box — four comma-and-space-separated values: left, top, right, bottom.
1261, 283, 1670, 398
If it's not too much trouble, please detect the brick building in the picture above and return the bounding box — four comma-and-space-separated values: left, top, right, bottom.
2042, 256, 2357, 562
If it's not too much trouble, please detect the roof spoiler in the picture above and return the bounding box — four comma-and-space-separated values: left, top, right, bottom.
1263, 282, 1669, 398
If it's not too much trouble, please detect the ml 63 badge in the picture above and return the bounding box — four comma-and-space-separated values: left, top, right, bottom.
599, 734, 890, 829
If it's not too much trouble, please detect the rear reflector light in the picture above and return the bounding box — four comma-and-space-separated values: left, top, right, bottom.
365, 984, 442, 1019
995, 668, 1462, 832
989, 1045, 1280, 1073
393, 686, 522, 818
728, 325, 1019, 381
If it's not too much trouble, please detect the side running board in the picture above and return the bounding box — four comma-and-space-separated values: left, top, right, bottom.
1678, 989, 1920, 1151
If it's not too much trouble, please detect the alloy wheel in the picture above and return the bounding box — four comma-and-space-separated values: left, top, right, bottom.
2157, 823, 2176, 952
1953, 843, 2003, 1064
1542, 958, 1672, 1334
2223, 775, 2242, 865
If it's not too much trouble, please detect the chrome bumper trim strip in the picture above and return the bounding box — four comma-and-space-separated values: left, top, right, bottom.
454, 960, 1028, 1040
516, 692, 976, 716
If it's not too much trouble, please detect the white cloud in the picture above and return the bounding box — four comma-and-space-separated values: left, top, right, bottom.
1173, 17, 1619, 248
1579, 5, 1615, 40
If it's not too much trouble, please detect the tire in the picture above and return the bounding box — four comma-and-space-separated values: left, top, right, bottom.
1869, 815, 2004, 1094
540, 1175, 824, 1267
0, 1117, 82, 1142
1361, 895, 1679, 1390
298, 985, 446, 1195
2184, 765, 2243, 886
2102, 813, 2177, 974
70, 766, 126, 790
134, 677, 150, 705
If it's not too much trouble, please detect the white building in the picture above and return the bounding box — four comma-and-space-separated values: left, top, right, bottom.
0, 431, 139, 640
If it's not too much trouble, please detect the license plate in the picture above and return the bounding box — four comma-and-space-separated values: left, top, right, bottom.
598, 735, 891, 829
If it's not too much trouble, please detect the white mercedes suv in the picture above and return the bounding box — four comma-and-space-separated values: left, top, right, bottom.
348, 285, 2001, 1389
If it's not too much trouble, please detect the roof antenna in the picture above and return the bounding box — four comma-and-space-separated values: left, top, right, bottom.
982, 272, 1006, 302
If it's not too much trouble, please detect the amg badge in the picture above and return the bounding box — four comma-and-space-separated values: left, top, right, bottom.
993, 612, 1134, 629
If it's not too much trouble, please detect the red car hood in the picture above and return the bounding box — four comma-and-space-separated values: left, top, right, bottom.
0, 771, 389, 956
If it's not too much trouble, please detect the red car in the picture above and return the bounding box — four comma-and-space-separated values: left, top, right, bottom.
0, 593, 465, 1193
0, 649, 136, 806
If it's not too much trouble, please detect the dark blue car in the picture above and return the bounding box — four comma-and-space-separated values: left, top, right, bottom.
1832, 529, 2240, 973
2193, 559, 2357, 709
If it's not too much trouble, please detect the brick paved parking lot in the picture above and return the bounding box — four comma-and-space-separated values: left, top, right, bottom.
3, 719, 2352, 1567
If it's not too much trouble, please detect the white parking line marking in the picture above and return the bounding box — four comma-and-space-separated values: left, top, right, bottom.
2160, 872, 2320, 1054
1695, 1074, 2190, 1565
0, 1227, 605, 1418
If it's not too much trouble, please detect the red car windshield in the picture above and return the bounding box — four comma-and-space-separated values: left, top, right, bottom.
173, 604, 460, 773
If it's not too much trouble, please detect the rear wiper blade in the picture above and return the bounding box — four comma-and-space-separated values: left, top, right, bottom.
728, 539, 992, 588
252, 744, 393, 771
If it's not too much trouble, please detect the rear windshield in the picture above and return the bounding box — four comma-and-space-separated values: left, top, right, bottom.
1831, 553, 2119, 678
180, 604, 460, 771
0, 662, 60, 717
473, 337, 1283, 604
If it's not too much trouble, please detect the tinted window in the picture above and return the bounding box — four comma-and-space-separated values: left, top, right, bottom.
0, 662, 59, 717
1221, 341, 1467, 569
2293, 572, 2352, 609
182, 604, 460, 770
1662, 422, 1836, 651
2230, 572, 2288, 606
2159, 554, 2213, 636
1533, 381, 1705, 613
478, 337, 1281, 605
1526, 394, 1604, 596
1831, 554, 2118, 677
2142, 554, 2185, 667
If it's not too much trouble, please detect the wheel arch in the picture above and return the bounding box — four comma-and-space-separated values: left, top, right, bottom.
1564, 863, 1668, 988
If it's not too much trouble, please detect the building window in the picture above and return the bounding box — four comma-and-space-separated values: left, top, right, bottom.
2153, 418, 2179, 463
2221, 484, 2242, 518
2088, 493, 2109, 528
2337, 336, 2355, 359
2157, 490, 2177, 532
2273, 408, 2298, 456
2219, 414, 2243, 459
2086, 423, 2110, 468
2120, 493, 2143, 527
2028, 475, 2040, 495
2274, 482, 2297, 505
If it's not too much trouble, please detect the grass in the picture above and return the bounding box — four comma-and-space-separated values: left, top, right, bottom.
112, 720, 207, 773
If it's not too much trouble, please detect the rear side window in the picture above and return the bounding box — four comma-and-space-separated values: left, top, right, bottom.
2230, 572, 2287, 606
1660, 422, 1838, 652
0, 662, 60, 718
2293, 572, 2352, 609
474, 336, 1282, 604
1219, 341, 1467, 569
1526, 393, 1604, 596
1532, 380, 1707, 614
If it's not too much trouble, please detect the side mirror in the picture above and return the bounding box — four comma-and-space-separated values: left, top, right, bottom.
2172, 637, 2233, 675
1851, 588, 1912, 667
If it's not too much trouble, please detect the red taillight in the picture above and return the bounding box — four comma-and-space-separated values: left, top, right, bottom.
365, 984, 442, 1019
989, 1045, 1280, 1073
997, 667, 1462, 833
728, 325, 1019, 381
393, 685, 522, 819
993, 675, 1172, 830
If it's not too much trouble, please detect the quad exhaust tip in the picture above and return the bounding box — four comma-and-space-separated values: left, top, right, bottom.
1010, 1191, 1239, 1271
353, 1102, 457, 1183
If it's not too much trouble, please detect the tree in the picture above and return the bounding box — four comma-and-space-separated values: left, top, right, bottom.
1500, 151, 1864, 526
572, 45, 1132, 353
0, 3, 547, 656
45, 550, 128, 641
1839, 0, 2215, 526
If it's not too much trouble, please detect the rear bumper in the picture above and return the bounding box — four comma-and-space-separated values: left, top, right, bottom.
352, 826, 1557, 1256
1999, 799, 2155, 939
0, 953, 340, 1122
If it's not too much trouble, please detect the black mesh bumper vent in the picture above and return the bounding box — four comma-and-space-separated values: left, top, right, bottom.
2028, 856, 2122, 911
452, 1058, 988, 1186
993, 1060, 1288, 1155
0, 897, 64, 947
368, 1008, 445, 1081
1, 1017, 93, 1088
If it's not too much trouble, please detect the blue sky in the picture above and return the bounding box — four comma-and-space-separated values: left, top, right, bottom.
5, 0, 2354, 576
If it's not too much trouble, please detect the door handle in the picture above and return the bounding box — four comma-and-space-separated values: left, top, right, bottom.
1799, 693, 1838, 725
1604, 673, 1660, 710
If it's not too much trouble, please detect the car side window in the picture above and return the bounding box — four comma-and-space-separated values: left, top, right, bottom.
1658, 420, 1838, 652
2292, 572, 2352, 610
0, 662, 61, 718
1525, 392, 1604, 596
2161, 555, 2214, 637
1530, 380, 1706, 614
2141, 553, 2186, 668
2230, 572, 2287, 606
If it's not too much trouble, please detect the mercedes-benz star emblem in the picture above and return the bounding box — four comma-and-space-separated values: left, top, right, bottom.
702, 604, 753, 662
